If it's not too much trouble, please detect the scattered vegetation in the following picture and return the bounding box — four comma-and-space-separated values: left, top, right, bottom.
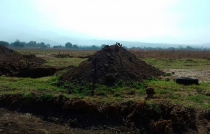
16, 48, 210, 69
44, 57, 87, 68
143, 58, 210, 70
0, 73, 209, 110
0, 48, 209, 108
132, 49, 210, 59
0, 48, 210, 133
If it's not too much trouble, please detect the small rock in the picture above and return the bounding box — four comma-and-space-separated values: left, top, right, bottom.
146, 87, 155, 100
146, 87, 155, 95
104, 64, 109, 67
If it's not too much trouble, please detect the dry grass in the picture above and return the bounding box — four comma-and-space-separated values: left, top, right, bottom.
17, 48, 95, 58
17, 48, 210, 59
131, 50, 210, 59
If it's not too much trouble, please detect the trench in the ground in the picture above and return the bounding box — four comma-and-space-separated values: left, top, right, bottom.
0, 94, 209, 133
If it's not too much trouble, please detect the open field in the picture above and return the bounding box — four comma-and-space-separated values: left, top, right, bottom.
17, 48, 210, 69
1, 48, 210, 133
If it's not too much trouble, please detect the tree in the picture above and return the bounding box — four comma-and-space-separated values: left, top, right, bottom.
53, 45, 63, 48
91, 45, 98, 50
40, 42, 45, 46
40, 42, 47, 48
72, 44, 78, 49
13, 40, 24, 47
101, 44, 106, 48
65, 42, 72, 48
0, 41, 9, 46
27, 41, 36, 46
186, 46, 194, 50
21, 42, 26, 46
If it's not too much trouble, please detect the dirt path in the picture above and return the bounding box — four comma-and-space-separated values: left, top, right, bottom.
164, 69, 210, 82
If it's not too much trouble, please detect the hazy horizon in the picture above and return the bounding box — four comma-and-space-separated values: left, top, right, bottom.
0, 0, 210, 46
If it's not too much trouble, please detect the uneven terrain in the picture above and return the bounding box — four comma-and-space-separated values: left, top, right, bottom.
0, 46, 210, 133
60, 45, 164, 86
0, 94, 209, 134
0, 45, 57, 78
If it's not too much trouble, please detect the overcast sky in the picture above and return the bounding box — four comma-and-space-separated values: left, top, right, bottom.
0, 0, 210, 44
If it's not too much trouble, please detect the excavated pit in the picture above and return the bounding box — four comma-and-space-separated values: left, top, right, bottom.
0, 45, 57, 78
0, 94, 209, 133
60, 45, 164, 86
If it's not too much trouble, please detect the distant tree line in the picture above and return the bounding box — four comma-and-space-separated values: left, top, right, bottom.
53, 42, 101, 50
0, 41, 10, 47
0, 40, 50, 48
54, 43, 210, 51
0, 40, 209, 51
129, 46, 210, 51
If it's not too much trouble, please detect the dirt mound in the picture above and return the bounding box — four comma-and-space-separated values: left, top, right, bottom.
0, 45, 56, 77
60, 44, 164, 85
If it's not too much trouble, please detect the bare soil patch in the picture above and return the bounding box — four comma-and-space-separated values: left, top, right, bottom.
50, 53, 73, 58
60, 45, 164, 86
0, 94, 209, 133
0, 108, 126, 134
0, 45, 57, 78
164, 69, 210, 83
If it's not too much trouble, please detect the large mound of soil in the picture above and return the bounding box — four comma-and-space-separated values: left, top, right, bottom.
0, 45, 55, 77
60, 45, 164, 85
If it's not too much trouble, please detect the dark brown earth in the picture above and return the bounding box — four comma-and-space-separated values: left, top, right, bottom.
0, 94, 209, 133
0, 45, 56, 78
60, 45, 164, 85
51, 53, 73, 58
0, 108, 128, 134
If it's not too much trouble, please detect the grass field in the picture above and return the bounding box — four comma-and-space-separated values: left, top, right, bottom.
1, 49, 210, 110
0, 75, 209, 109
17, 48, 210, 69
1, 48, 210, 133
143, 58, 210, 70
44, 57, 87, 68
